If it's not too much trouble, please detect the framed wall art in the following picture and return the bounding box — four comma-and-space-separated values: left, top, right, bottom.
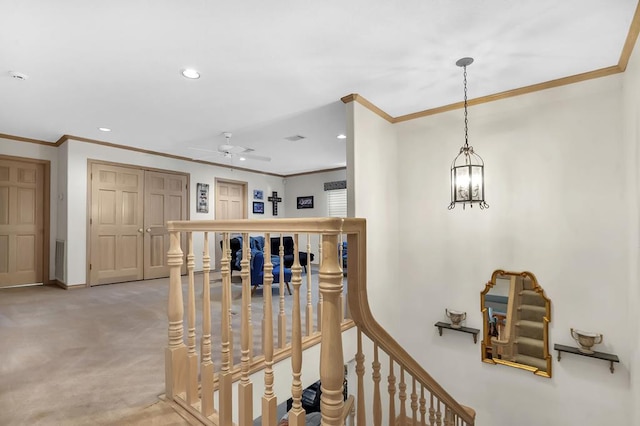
253, 201, 265, 214
253, 189, 264, 200
297, 196, 314, 209
197, 183, 209, 213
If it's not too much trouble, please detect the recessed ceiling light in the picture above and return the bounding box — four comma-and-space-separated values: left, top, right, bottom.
98, 127, 111, 132
337, 134, 346, 139
239, 157, 246, 161
181, 68, 200, 79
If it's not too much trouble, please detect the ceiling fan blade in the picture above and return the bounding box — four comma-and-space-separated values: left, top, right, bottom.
243, 153, 271, 162
188, 135, 270, 162
188, 146, 218, 153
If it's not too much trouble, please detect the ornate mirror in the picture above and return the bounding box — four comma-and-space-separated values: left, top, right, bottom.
480, 270, 552, 377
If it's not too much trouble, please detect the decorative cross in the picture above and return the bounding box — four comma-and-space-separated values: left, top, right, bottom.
267, 191, 282, 216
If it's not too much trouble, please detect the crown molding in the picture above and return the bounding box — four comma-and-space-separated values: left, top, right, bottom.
0, 133, 53, 145
618, 0, 640, 71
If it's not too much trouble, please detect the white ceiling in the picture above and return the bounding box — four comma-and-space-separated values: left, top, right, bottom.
1, 1, 638, 175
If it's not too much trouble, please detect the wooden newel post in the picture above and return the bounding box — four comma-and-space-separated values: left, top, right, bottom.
166, 229, 187, 400
319, 233, 344, 426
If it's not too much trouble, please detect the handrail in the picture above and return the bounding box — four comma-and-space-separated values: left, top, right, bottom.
340, 395, 355, 423
345, 221, 476, 425
167, 217, 360, 234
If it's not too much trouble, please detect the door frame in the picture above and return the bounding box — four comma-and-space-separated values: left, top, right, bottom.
86, 159, 190, 286
0, 154, 51, 286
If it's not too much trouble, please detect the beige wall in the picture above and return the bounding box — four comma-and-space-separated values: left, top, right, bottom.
349, 70, 636, 423
284, 168, 347, 264
284, 169, 347, 219
622, 35, 640, 426
348, 101, 400, 331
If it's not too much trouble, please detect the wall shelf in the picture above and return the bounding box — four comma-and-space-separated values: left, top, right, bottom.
554, 343, 619, 374
434, 321, 480, 344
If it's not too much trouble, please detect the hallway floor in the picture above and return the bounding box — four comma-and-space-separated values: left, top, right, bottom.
0, 278, 191, 425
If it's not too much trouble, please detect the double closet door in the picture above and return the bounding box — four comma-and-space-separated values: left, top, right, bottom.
90, 163, 188, 286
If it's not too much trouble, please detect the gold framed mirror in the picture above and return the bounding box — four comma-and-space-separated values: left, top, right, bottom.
480, 270, 552, 377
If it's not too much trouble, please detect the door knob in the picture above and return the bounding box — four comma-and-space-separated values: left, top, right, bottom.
146, 228, 151, 233
138, 228, 143, 233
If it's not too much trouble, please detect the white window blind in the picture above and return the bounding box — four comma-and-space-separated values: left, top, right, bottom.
327, 188, 347, 217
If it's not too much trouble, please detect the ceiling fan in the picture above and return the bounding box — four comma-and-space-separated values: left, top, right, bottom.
189, 132, 271, 162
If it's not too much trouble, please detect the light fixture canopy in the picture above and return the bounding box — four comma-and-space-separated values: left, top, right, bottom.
448, 57, 489, 210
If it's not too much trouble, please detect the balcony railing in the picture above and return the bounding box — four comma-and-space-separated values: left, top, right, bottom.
165, 218, 475, 426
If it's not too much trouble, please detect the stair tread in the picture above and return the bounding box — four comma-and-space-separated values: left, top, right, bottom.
516, 320, 544, 329
518, 304, 546, 312
514, 354, 548, 371
519, 290, 546, 307
516, 336, 544, 347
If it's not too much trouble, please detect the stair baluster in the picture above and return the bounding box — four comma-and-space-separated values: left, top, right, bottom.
278, 234, 287, 349
429, 394, 435, 426
399, 367, 407, 425
420, 385, 427, 425
389, 358, 397, 426
186, 233, 198, 405
219, 233, 232, 425
238, 234, 253, 426
411, 377, 418, 425
261, 234, 277, 425
200, 232, 214, 417
356, 329, 367, 426
372, 342, 382, 426
288, 234, 305, 425
305, 233, 314, 336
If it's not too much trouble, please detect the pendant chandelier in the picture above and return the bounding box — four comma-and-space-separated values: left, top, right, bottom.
448, 57, 489, 210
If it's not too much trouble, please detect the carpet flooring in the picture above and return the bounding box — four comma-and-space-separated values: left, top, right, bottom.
0, 267, 339, 425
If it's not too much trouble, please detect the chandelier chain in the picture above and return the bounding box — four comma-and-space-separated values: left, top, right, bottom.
463, 65, 469, 148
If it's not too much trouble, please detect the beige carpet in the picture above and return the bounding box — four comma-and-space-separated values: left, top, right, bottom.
0, 277, 183, 425
0, 269, 334, 425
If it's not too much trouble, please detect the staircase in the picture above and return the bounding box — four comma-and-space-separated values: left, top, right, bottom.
514, 289, 548, 371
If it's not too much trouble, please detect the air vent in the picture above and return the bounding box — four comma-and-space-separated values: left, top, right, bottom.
284, 135, 306, 142
9, 71, 29, 80
55, 240, 65, 282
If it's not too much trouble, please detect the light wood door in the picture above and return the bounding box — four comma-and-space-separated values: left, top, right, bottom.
215, 180, 246, 268
90, 164, 144, 285
144, 170, 187, 279
215, 180, 245, 220
0, 158, 44, 287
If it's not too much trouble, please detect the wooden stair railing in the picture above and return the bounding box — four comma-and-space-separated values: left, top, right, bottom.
165, 218, 475, 426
